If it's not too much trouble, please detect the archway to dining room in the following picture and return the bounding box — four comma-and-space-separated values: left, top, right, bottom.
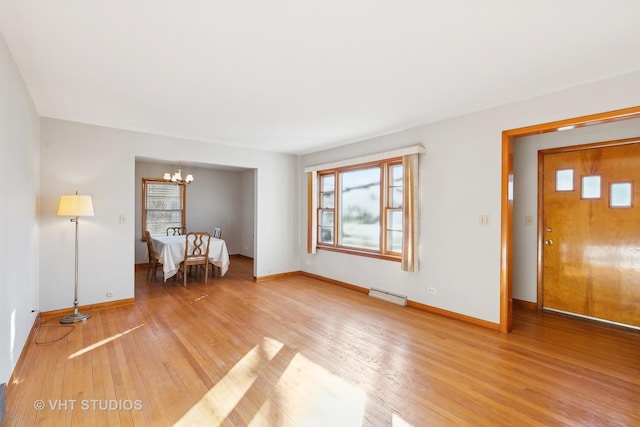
134, 158, 257, 283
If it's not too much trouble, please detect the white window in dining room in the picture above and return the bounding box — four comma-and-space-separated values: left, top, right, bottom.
317, 159, 403, 259
142, 179, 186, 239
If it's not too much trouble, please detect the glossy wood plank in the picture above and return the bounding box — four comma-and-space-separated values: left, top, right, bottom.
5, 257, 640, 426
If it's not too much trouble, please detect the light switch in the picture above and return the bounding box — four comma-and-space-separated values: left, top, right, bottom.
119, 214, 126, 224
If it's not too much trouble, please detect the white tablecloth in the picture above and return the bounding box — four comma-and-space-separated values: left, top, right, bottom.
151, 234, 230, 281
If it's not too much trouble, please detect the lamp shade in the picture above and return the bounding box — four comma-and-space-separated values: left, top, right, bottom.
57, 195, 95, 217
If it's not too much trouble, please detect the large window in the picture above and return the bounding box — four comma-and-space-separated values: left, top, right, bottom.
142, 179, 186, 238
307, 146, 422, 271
317, 159, 403, 259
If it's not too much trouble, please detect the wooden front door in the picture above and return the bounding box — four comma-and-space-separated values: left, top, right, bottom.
541, 139, 640, 328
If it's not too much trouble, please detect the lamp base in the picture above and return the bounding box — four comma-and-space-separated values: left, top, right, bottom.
60, 312, 91, 324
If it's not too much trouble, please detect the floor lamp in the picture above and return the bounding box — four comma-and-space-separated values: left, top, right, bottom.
57, 192, 94, 324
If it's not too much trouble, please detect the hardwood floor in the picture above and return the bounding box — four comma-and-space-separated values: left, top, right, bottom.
4, 256, 639, 426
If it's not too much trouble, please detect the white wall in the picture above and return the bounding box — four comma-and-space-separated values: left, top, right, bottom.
0, 32, 40, 384
39, 118, 298, 311
300, 71, 640, 325
513, 117, 640, 302
134, 161, 249, 262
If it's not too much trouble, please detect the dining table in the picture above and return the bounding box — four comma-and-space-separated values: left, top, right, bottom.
151, 234, 230, 281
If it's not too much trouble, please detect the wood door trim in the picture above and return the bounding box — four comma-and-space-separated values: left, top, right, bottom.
537, 150, 544, 310
539, 136, 640, 155
500, 106, 640, 333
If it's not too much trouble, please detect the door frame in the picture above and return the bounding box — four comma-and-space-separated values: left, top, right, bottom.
499, 106, 640, 333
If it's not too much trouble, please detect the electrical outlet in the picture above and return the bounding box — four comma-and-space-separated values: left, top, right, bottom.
479, 215, 490, 226
427, 287, 437, 295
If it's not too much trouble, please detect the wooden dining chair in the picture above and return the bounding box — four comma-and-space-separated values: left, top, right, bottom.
145, 230, 164, 281
166, 226, 187, 236
178, 232, 211, 287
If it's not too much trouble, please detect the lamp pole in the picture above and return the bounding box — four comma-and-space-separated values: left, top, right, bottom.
58, 192, 94, 324
61, 216, 90, 323
60, 216, 90, 323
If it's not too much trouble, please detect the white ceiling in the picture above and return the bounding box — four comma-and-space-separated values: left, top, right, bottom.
1, 1, 640, 155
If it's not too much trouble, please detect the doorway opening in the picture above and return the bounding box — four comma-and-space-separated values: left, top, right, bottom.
500, 106, 640, 332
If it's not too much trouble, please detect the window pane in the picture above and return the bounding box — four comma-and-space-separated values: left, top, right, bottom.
146, 182, 182, 208
319, 210, 334, 226
391, 165, 403, 186
388, 210, 403, 231
340, 167, 380, 250
319, 226, 333, 243
321, 191, 334, 208
390, 187, 403, 208
387, 231, 403, 253
610, 182, 632, 207
321, 175, 334, 192
147, 211, 183, 235
556, 169, 574, 191
582, 175, 601, 199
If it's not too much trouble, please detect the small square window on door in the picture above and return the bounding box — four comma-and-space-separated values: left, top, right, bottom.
555, 168, 574, 191
581, 175, 601, 199
610, 182, 633, 207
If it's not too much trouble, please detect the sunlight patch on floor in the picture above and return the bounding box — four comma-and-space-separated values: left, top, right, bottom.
250, 352, 366, 426
191, 294, 208, 303
67, 324, 145, 359
174, 336, 283, 426
393, 413, 414, 426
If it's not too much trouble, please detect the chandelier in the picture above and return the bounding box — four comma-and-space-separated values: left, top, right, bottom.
163, 164, 194, 185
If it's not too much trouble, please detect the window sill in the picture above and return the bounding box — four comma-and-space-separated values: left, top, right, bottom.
316, 246, 401, 262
